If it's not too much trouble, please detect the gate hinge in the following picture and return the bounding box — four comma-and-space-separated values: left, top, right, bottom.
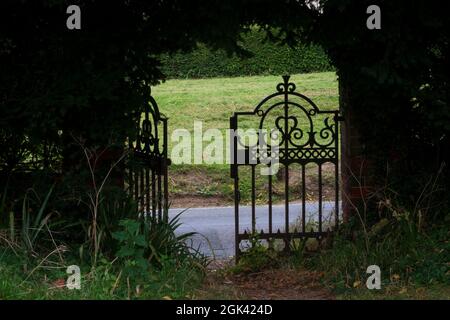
335, 115, 345, 122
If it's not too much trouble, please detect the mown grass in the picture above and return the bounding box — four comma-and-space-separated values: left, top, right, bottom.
153, 72, 339, 206
154, 72, 338, 132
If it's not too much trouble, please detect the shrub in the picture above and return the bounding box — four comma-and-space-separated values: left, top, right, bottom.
112, 213, 208, 290
160, 28, 333, 79
0, 205, 207, 299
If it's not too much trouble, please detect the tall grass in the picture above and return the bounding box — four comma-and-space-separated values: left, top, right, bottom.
20, 186, 54, 254
303, 166, 450, 291
0, 141, 208, 299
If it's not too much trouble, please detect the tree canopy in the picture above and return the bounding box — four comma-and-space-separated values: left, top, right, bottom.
316, 0, 450, 208
0, 0, 314, 172
1, 0, 449, 214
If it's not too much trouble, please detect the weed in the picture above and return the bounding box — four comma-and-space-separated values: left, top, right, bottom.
231, 233, 278, 273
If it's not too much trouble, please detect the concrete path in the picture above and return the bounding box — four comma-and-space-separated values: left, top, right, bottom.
168, 202, 337, 259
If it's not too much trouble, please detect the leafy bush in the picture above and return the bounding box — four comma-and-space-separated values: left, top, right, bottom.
142, 212, 202, 264
112, 219, 150, 281
112, 213, 207, 290
0, 203, 207, 299
75, 186, 138, 263
160, 28, 333, 79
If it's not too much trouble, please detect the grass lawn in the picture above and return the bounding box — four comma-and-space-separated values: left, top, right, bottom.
153, 72, 339, 207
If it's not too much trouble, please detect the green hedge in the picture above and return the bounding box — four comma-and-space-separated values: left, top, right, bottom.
160, 29, 334, 79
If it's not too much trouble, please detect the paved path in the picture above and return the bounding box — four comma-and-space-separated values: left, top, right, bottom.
168, 202, 337, 259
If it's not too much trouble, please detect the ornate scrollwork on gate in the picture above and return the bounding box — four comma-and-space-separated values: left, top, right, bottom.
230, 75, 342, 261
127, 93, 170, 221
131, 95, 164, 161
253, 75, 338, 163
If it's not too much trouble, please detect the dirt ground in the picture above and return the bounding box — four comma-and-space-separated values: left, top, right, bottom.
169, 195, 230, 208
194, 260, 334, 300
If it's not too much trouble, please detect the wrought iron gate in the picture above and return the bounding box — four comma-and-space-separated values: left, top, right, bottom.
127, 93, 170, 221
230, 76, 341, 258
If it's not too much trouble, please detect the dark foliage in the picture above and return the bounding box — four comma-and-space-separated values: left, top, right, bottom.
0, 0, 315, 249
0, 0, 314, 177
314, 0, 450, 215
160, 28, 333, 78
1, 0, 449, 222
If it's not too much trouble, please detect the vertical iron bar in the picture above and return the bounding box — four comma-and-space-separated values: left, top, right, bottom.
251, 165, 256, 234
268, 168, 273, 235
163, 167, 169, 222
157, 172, 162, 221
140, 167, 144, 212
318, 163, 323, 233
234, 167, 240, 260
335, 115, 340, 230
151, 170, 156, 219
283, 76, 289, 248
302, 164, 306, 234
145, 168, 150, 216
285, 164, 289, 234
163, 119, 169, 222
231, 116, 240, 261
